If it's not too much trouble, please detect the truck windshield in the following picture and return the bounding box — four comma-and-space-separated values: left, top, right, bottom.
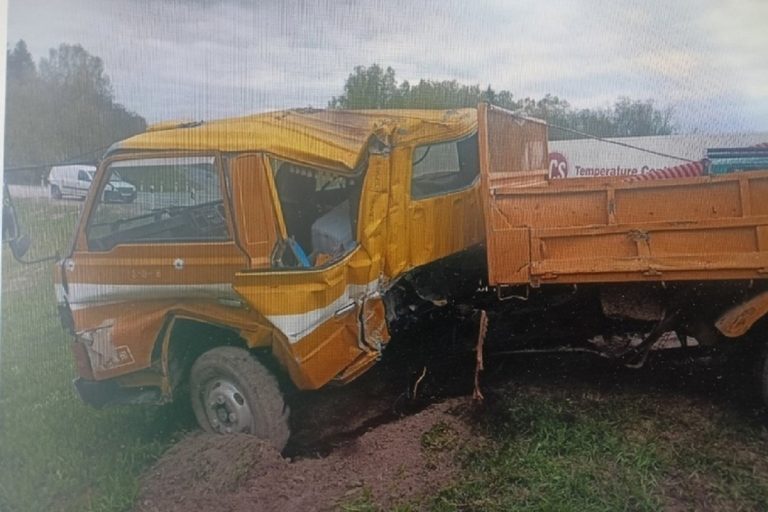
86, 155, 230, 251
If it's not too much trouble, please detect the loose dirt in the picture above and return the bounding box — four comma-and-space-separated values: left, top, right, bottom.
135, 333, 768, 512
136, 399, 474, 512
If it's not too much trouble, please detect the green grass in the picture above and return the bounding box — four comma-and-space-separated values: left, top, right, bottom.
11, 194, 81, 260
5, 197, 768, 512
430, 383, 768, 512
342, 379, 768, 512
0, 198, 190, 512
433, 391, 662, 511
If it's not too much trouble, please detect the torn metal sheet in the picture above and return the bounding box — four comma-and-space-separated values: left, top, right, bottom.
715, 290, 768, 338
77, 319, 135, 374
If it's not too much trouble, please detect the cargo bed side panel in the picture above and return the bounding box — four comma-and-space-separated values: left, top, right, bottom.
477, 103, 768, 286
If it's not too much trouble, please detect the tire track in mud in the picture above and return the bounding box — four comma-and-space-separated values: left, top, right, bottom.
285, 342, 765, 460
283, 340, 481, 460
137, 332, 767, 512
136, 335, 482, 511
136, 398, 475, 512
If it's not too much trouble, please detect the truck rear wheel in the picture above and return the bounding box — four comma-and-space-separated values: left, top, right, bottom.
50, 185, 62, 199
189, 346, 290, 451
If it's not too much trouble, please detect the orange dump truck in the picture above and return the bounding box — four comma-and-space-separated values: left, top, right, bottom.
6, 104, 768, 450
476, 103, 768, 393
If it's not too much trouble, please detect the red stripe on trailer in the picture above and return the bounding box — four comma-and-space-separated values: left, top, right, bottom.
626, 161, 705, 182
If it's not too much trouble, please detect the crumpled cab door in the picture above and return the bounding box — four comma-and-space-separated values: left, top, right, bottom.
231, 154, 390, 390
233, 247, 387, 390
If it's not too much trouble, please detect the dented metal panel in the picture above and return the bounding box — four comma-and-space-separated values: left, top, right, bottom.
715, 290, 768, 338
70, 299, 276, 382
63, 107, 485, 397
112, 108, 477, 173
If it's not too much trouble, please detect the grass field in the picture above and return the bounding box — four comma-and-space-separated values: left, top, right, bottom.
0, 198, 191, 512
341, 364, 768, 512
3, 197, 768, 511
432, 378, 768, 511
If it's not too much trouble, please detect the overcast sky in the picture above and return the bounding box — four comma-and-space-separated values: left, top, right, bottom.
7, 0, 768, 132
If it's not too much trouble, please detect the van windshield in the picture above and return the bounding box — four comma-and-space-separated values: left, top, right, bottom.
90, 170, 124, 182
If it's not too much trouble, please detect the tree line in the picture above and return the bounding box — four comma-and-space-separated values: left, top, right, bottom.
5, 40, 146, 183
329, 64, 676, 140
4, 48, 677, 185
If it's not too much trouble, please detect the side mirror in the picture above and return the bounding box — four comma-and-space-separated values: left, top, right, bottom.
2, 188, 20, 242
9, 234, 31, 259
3, 183, 31, 259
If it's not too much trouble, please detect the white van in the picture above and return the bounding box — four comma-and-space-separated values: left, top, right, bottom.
48, 165, 136, 202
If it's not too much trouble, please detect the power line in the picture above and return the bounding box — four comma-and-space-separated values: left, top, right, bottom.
541, 119, 695, 163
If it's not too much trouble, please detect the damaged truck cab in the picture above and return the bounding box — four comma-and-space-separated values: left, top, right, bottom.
52, 105, 768, 450
57, 109, 485, 448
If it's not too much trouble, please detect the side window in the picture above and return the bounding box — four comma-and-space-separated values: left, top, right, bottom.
86, 156, 230, 251
77, 170, 92, 182
270, 158, 361, 267
410, 133, 479, 199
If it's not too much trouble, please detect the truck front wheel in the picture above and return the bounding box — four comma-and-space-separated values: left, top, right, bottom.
189, 346, 290, 451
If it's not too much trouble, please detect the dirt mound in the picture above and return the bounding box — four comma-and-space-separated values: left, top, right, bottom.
136, 399, 474, 512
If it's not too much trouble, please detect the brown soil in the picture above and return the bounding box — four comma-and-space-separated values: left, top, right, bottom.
135, 399, 474, 512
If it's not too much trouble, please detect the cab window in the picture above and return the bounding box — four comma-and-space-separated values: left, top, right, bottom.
77, 170, 92, 182
86, 156, 230, 251
411, 133, 479, 199
270, 158, 362, 267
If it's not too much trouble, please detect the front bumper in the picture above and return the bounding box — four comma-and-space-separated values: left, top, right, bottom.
103, 189, 136, 203
73, 377, 162, 408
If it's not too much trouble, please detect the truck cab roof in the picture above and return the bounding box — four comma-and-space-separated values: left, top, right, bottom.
108, 108, 478, 173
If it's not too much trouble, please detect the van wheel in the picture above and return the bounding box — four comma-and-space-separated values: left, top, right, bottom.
50, 185, 62, 199
189, 346, 290, 451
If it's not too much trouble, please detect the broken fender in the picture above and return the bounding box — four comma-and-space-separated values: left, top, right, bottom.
715, 290, 768, 338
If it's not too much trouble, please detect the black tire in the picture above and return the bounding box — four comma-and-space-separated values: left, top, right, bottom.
50, 185, 62, 200
189, 346, 290, 450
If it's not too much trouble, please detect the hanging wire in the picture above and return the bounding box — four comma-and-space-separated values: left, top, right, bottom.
535, 116, 696, 163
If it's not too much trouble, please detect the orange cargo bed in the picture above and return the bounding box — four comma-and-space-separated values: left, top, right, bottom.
478, 103, 768, 287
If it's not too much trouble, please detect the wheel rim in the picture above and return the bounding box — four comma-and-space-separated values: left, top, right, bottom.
200, 378, 254, 434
